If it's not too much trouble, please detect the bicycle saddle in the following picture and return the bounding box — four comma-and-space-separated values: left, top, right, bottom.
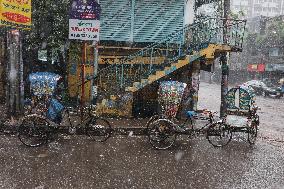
186, 111, 197, 118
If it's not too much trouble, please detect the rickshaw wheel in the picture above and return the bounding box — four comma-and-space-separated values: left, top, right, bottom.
86, 117, 112, 142
146, 114, 168, 132
207, 123, 232, 147
248, 122, 258, 145
148, 118, 176, 150
18, 115, 49, 147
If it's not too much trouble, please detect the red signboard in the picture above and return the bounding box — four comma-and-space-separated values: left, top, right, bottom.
257, 64, 265, 72
247, 64, 265, 72
247, 64, 258, 72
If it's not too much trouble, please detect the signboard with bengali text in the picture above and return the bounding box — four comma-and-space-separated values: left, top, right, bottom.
69, 19, 99, 41
69, 0, 100, 41
0, 0, 32, 29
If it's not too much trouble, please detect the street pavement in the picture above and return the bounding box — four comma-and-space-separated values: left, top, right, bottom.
0, 82, 283, 189
0, 134, 284, 189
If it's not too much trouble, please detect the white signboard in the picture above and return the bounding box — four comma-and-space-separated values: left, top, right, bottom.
69, 19, 100, 41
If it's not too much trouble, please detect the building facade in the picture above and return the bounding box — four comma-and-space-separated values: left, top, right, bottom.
231, 0, 284, 18
229, 14, 284, 85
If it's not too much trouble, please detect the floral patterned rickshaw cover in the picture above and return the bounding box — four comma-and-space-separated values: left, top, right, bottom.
158, 81, 187, 118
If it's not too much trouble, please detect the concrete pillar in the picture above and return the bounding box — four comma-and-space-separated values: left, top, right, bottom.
6, 30, 21, 117
220, 0, 230, 117
191, 61, 200, 111
180, 61, 200, 118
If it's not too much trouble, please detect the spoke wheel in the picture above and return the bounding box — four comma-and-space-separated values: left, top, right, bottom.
248, 122, 258, 144
207, 123, 232, 147
86, 117, 112, 142
18, 116, 49, 147
146, 114, 168, 132
148, 119, 176, 150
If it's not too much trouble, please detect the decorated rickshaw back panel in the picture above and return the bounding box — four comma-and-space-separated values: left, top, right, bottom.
225, 86, 256, 126
29, 72, 61, 96
158, 81, 187, 118
226, 86, 256, 113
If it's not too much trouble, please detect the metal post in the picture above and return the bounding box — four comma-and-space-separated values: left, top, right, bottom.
120, 63, 124, 88
19, 31, 24, 114
91, 41, 98, 104
130, 0, 135, 42
150, 47, 153, 73
178, 35, 182, 57
81, 42, 86, 107
220, 0, 230, 117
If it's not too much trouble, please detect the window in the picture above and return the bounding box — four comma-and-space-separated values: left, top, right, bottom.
269, 47, 279, 57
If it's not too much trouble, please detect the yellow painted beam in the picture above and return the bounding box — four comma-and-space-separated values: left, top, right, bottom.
199, 44, 232, 61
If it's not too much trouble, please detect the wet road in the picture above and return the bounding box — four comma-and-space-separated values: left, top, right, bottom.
0, 134, 284, 189
0, 82, 283, 189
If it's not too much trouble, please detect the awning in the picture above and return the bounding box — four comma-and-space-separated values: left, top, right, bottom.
265, 64, 284, 72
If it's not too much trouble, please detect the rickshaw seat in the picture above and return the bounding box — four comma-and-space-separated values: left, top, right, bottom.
186, 111, 197, 118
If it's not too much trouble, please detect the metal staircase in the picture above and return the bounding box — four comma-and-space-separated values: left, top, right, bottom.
95, 17, 246, 116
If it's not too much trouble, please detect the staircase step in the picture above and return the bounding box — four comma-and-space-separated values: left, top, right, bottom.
133, 82, 142, 89
155, 70, 165, 78
139, 79, 149, 88
177, 59, 188, 68
164, 67, 172, 74
171, 62, 177, 67
148, 74, 157, 82
165, 66, 177, 74
141, 79, 149, 84
190, 53, 201, 62
165, 67, 171, 70
125, 86, 137, 92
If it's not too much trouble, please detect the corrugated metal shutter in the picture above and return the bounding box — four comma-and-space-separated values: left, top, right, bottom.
100, 0, 185, 42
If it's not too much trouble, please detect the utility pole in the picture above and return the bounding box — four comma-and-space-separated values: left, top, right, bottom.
220, 0, 230, 117
6, 30, 21, 117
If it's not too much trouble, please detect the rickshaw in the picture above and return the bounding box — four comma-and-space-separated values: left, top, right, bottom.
24, 72, 62, 116
146, 81, 232, 150
18, 72, 112, 147
223, 85, 259, 144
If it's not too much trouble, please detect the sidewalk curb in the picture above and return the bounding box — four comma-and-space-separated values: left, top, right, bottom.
2, 119, 284, 143
0, 123, 149, 136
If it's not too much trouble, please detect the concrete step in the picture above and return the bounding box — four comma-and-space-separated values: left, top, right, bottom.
125, 86, 136, 92
140, 79, 148, 85
155, 70, 165, 78
148, 74, 157, 82
133, 82, 141, 89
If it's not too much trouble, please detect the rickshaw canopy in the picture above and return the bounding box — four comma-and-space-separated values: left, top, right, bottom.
29, 72, 61, 96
